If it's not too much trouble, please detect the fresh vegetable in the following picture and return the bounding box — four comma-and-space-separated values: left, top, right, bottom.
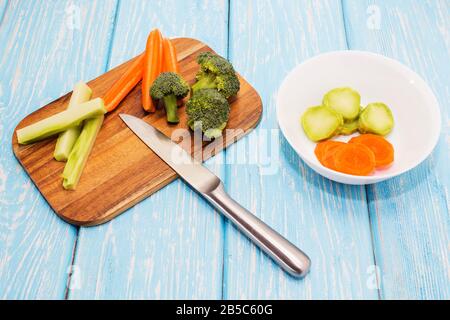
103, 54, 145, 112
315, 141, 346, 170
191, 52, 240, 98
323, 87, 361, 121
349, 134, 394, 167
333, 143, 376, 176
301, 106, 343, 142
358, 102, 394, 136
17, 98, 106, 145
186, 88, 230, 139
150, 72, 190, 123
142, 29, 163, 112
162, 39, 180, 73
62, 115, 104, 190
54, 82, 93, 161
339, 119, 359, 135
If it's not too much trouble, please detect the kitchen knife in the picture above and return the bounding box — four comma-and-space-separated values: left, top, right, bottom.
120, 114, 311, 278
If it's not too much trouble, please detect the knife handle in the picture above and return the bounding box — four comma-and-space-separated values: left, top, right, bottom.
204, 182, 311, 278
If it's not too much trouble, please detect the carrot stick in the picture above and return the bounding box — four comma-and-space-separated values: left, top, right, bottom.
103, 54, 144, 112
162, 38, 180, 73
142, 29, 163, 112
333, 143, 376, 176
349, 134, 394, 167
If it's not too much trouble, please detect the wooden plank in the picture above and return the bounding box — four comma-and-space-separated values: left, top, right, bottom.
12, 38, 262, 226
0, 0, 117, 299
0, 1, 7, 24
343, 0, 450, 299
68, 0, 229, 299
223, 0, 378, 299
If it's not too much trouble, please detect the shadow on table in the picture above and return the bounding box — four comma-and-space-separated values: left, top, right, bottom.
279, 133, 436, 202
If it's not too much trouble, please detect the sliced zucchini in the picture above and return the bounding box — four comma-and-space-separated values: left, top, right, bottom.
301, 106, 343, 141
17, 98, 106, 145
339, 119, 359, 135
323, 87, 361, 121
359, 102, 394, 136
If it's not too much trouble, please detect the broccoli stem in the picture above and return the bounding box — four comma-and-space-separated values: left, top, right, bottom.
192, 74, 217, 92
163, 95, 179, 123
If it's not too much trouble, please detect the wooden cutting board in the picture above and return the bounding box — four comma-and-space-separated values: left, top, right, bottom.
12, 38, 262, 226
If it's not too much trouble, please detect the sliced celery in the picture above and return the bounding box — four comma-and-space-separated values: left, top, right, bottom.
54, 82, 93, 160
17, 98, 106, 145
62, 115, 104, 190
54, 82, 93, 161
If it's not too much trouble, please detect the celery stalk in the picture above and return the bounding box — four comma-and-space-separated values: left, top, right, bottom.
62, 115, 104, 190
17, 98, 106, 145
54, 82, 93, 161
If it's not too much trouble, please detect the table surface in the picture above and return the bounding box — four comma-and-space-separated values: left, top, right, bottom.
0, 0, 449, 300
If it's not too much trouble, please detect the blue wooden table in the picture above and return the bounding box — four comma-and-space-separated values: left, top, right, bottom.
0, 0, 449, 300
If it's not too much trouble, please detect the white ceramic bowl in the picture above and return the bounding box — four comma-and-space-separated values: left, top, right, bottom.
276, 51, 441, 185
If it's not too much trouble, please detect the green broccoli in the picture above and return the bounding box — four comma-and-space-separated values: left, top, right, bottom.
150, 72, 190, 123
186, 89, 230, 139
191, 52, 240, 98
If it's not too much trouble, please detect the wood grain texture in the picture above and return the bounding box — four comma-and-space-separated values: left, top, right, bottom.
12, 37, 262, 226
1, 0, 448, 300
0, 1, 7, 25
223, 0, 378, 299
0, 0, 117, 299
69, 0, 230, 299
343, 0, 450, 299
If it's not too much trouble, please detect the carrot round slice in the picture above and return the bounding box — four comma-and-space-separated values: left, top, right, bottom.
349, 134, 394, 167
322, 142, 346, 170
333, 143, 376, 176
315, 141, 340, 161
315, 141, 346, 170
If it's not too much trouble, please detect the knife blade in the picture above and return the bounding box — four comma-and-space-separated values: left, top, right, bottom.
120, 114, 311, 278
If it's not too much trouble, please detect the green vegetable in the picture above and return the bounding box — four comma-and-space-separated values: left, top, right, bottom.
54, 82, 93, 161
62, 115, 104, 190
186, 89, 230, 139
301, 106, 343, 141
339, 118, 359, 135
150, 72, 190, 123
17, 98, 106, 145
323, 87, 361, 121
191, 52, 240, 98
359, 103, 394, 136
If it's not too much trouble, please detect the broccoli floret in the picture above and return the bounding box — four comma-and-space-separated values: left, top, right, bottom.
150, 72, 189, 123
191, 52, 240, 99
186, 89, 230, 139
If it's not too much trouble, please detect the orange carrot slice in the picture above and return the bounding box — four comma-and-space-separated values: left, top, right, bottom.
162, 38, 180, 74
315, 141, 345, 170
142, 29, 163, 112
349, 134, 394, 168
315, 141, 335, 160
103, 54, 144, 112
321, 142, 346, 170
333, 143, 376, 176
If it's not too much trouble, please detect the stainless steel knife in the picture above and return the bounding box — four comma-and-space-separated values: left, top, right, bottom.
120, 114, 311, 278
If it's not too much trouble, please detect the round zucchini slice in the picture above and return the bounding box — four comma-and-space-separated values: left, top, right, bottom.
301, 106, 343, 141
323, 87, 361, 121
358, 103, 394, 136
339, 118, 359, 135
